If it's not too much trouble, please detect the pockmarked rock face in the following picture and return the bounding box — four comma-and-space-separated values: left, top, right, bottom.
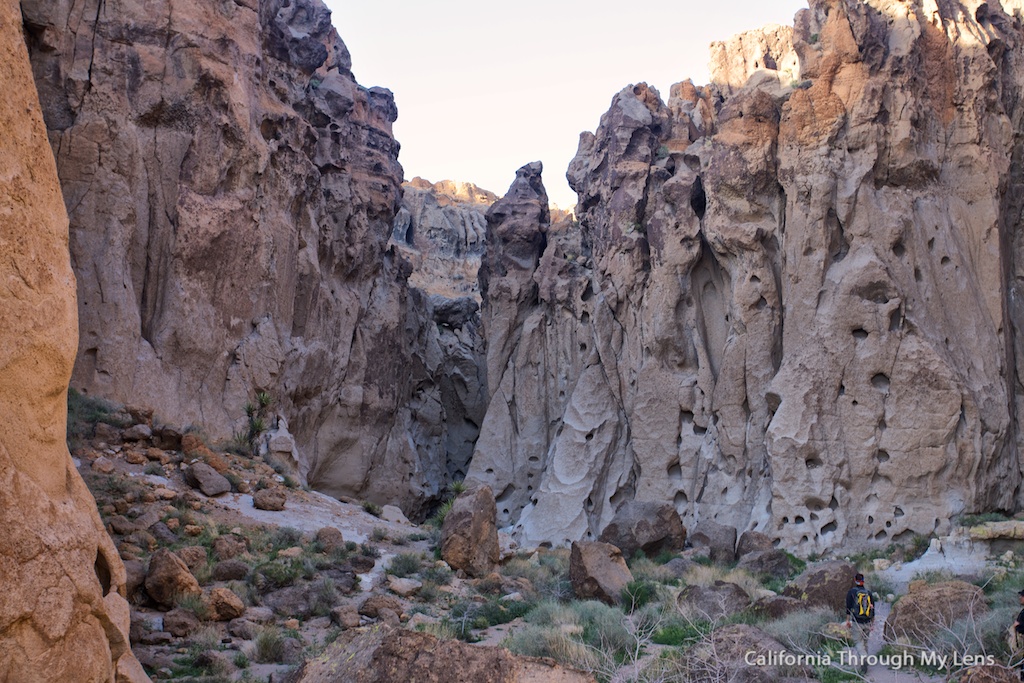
20, 0, 475, 517
468, 0, 1024, 553
0, 1, 149, 678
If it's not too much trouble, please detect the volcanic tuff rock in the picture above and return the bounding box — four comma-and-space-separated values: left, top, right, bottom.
391, 177, 497, 299
0, 1, 147, 677
468, 0, 1024, 552
21, 0, 477, 516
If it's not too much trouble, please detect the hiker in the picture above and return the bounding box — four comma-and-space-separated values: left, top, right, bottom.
1012, 589, 1024, 680
845, 572, 875, 674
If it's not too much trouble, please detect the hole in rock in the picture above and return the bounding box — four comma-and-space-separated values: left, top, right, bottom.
805, 457, 822, 469
795, 515, 805, 524
829, 496, 839, 510
95, 551, 112, 596
486, 468, 494, 474
579, 343, 588, 353
885, 521, 892, 528
894, 506, 904, 517
690, 176, 707, 219
928, 237, 935, 250
892, 242, 905, 257
810, 513, 818, 521
668, 464, 682, 481
874, 530, 888, 541
756, 297, 768, 310
580, 311, 590, 324
582, 283, 594, 302
889, 309, 902, 332
751, 275, 761, 283
674, 491, 687, 507
838, 384, 845, 396
585, 431, 594, 442
941, 256, 951, 265
821, 521, 838, 534
868, 515, 875, 524
914, 267, 922, 281
852, 328, 868, 340
876, 450, 890, 463
871, 373, 890, 391
806, 498, 825, 512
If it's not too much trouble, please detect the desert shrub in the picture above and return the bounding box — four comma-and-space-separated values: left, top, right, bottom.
683, 564, 765, 598
189, 624, 221, 651
233, 651, 249, 669
177, 592, 210, 621
407, 531, 430, 542
629, 556, 678, 584
67, 388, 130, 444
500, 551, 571, 601
388, 552, 423, 578
360, 543, 382, 558
960, 512, 1010, 527
760, 607, 837, 652
621, 580, 658, 613
362, 501, 382, 517
144, 462, 165, 476
309, 577, 338, 617
269, 526, 303, 552
420, 564, 453, 586
249, 560, 301, 590
371, 527, 388, 542
502, 624, 597, 669
254, 626, 285, 663
419, 620, 460, 641
428, 499, 453, 529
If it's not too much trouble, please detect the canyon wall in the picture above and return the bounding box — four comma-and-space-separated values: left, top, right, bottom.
0, 0, 147, 677
20, 0, 474, 514
469, 0, 1024, 553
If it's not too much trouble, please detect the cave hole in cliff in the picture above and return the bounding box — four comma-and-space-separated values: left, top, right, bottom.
805, 457, 822, 470
585, 430, 595, 442
838, 384, 846, 396
750, 275, 761, 284
668, 464, 682, 481
852, 328, 868, 340
829, 496, 839, 511
871, 373, 890, 391
694, 423, 707, 435
581, 283, 594, 302
885, 520, 891, 528
852, 400, 859, 406
806, 498, 825, 512
878, 418, 887, 431
941, 256, 951, 266
821, 521, 838, 535
794, 515, 806, 524
586, 496, 595, 511
690, 177, 707, 219
528, 456, 539, 463
914, 267, 922, 281
894, 506, 904, 517
94, 550, 112, 596
888, 309, 903, 332
868, 515, 875, 524
580, 342, 588, 354
928, 237, 935, 251
892, 241, 906, 257
874, 530, 887, 541
756, 297, 768, 310
876, 450, 890, 463
580, 311, 590, 324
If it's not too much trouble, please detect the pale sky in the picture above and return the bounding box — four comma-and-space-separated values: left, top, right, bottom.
325, 1, 808, 208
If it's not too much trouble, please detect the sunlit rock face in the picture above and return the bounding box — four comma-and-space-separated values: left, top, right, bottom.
469, 0, 1024, 554
0, 1, 148, 678
20, 0, 474, 515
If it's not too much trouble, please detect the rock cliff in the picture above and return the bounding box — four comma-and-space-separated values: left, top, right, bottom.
0, 0, 147, 677
20, 0, 469, 514
469, 0, 1024, 553
391, 177, 496, 299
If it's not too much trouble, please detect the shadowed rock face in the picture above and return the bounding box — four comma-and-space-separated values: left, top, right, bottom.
469, 0, 1024, 553
20, 0, 474, 515
0, 1, 148, 678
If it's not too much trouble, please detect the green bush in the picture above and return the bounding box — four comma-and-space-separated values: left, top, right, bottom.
621, 580, 658, 613
371, 527, 388, 542
254, 626, 285, 663
249, 560, 301, 590
420, 564, 453, 586
270, 527, 303, 552
362, 501, 382, 517
176, 592, 210, 621
388, 552, 424, 578
428, 499, 454, 529
361, 543, 381, 558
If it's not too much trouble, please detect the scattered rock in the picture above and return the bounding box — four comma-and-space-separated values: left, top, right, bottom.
350, 555, 376, 573
254, 487, 287, 511
164, 608, 201, 637
381, 505, 410, 524
752, 594, 805, 619
690, 520, 737, 564
212, 559, 250, 582
185, 462, 231, 497
124, 449, 148, 465
92, 456, 115, 474
736, 549, 795, 579
597, 501, 686, 558
885, 580, 987, 642
246, 606, 275, 623
678, 581, 750, 620
175, 545, 208, 571
387, 576, 422, 597
278, 546, 303, 559
283, 618, 301, 631
440, 486, 500, 577
228, 618, 258, 640
123, 424, 153, 442
150, 522, 178, 545
206, 587, 246, 621
569, 541, 633, 605
145, 548, 201, 608
662, 557, 696, 579
316, 527, 346, 553
124, 560, 147, 601
212, 534, 248, 560
107, 515, 137, 536
736, 531, 775, 557
376, 607, 401, 627
782, 560, 856, 611
359, 595, 402, 619
331, 604, 361, 629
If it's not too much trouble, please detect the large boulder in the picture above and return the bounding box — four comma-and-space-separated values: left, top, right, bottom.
253, 487, 287, 511
690, 520, 737, 564
0, 4, 148, 679
884, 580, 987, 642
737, 549, 795, 579
677, 582, 751, 621
289, 626, 595, 683
688, 624, 812, 683
736, 531, 775, 558
440, 486, 500, 577
569, 541, 634, 605
206, 588, 246, 622
185, 462, 231, 497
782, 560, 856, 611
145, 549, 201, 608
597, 501, 686, 558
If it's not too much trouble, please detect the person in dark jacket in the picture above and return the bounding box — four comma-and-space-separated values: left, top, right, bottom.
845, 573, 874, 674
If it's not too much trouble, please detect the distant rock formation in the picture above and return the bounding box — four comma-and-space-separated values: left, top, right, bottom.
0, 1, 147, 677
20, 0, 473, 515
391, 177, 496, 299
469, 0, 1024, 553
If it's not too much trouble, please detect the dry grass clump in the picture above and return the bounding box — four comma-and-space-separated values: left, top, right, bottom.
682, 564, 764, 598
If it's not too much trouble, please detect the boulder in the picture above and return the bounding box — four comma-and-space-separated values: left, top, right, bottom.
440, 486, 499, 577
206, 587, 246, 621
752, 594, 806, 619
689, 520, 737, 564
212, 534, 248, 560
288, 627, 595, 683
145, 549, 201, 608
381, 505, 410, 524
253, 488, 287, 511
677, 581, 750, 620
387, 576, 422, 598
164, 608, 201, 637
123, 424, 153, 442
736, 531, 775, 557
212, 560, 250, 582
569, 541, 633, 605
597, 501, 686, 558
884, 580, 987, 642
176, 545, 208, 572
331, 604, 361, 629
782, 560, 856, 611
359, 595, 402, 619
737, 549, 795, 579
316, 527, 346, 554
228, 618, 258, 640
124, 560, 147, 601
184, 462, 231, 497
